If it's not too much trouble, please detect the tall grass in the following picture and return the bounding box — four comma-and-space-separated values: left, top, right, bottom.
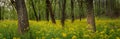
0, 19, 120, 39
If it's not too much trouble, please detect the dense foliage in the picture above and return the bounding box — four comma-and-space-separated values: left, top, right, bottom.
1, 0, 120, 20
0, 19, 120, 39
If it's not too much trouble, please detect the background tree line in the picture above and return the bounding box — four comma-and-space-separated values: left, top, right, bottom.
0, 0, 119, 20
0, 0, 120, 34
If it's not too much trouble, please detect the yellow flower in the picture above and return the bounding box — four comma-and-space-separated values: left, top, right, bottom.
42, 37, 45, 39
62, 33, 67, 37
72, 35, 77, 39
110, 29, 114, 32
100, 31, 105, 34
100, 35, 103, 37
13, 37, 17, 39
17, 37, 20, 39
116, 37, 120, 39
117, 29, 120, 31
51, 38, 54, 39
55, 37, 60, 39
84, 34, 89, 37
3, 38, 6, 39
36, 37, 39, 39
69, 28, 74, 31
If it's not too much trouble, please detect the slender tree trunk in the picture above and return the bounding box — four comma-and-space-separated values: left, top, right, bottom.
77, 0, 83, 21
46, 0, 56, 24
31, 0, 39, 21
15, 0, 29, 34
71, 0, 75, 22
98, 0, 100, 15
38, 9, 41, 21
61, 0, 66, 26
86, 0, 96, 32
0, 6, 1, 20
46, 6, 49, 21
53, 0, 56, 17
58, 0, 62, 19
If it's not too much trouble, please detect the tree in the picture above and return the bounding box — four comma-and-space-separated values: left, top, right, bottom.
58, 0, 62, 19
46, 0, 56, 24
86, 0, 96, 32
77, 0, 83, 21
15, 0, 29, 34
31, 0, 40, 21
71, 0, 75, 22
0, 6, 1, 20
106, 0, 120, 18
46, 5, 49, 21
61, 0, 66, 26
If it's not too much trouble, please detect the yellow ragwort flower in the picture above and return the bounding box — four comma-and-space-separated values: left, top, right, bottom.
72, 35, 77, 39
13, 37, 17, 39
51, 38, 54, 39
3, 38, 6, 39
36, 37, 39, 39
62, 33, 67, 37
116, 37, 120, 39
42, 36, 45, 39
55, 37, 60, 39
84, 34, 89, 37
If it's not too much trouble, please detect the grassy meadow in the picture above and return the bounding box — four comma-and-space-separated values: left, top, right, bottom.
0, 19, 120, 39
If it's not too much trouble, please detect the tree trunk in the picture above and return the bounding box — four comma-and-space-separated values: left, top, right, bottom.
46, 0, 56, 24
77, 0, 83, 21
71, 0, 75, 22
0, 6, 1, 20
46, 6, 49, 21
38, 9, 41, 21
53, 0, 57, 18
86, 0, 96, 32
61, 0, 66, 26
58, 0, 62, 19
31, 0, 39, 21
15, 0, 29, 34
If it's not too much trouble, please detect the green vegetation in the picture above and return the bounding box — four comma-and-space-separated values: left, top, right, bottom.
0, 19, 120, 39
0, 0, 120, 39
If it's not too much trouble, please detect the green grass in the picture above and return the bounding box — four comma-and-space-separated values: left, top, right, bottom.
0, 19, 120, 39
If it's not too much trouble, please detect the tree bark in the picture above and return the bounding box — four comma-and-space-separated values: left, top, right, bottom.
38, 9, 41, 21
77, 0, 83, 21
15, 0, 29, 34
61, 0, 66, 26
31, 0, 39, 21
46, 6, 49, 21
58, 0, 62, 19
46, 0, 56, 24
71, 0, 75, 22
86, 0, 96, 32
0, 6, 1, 20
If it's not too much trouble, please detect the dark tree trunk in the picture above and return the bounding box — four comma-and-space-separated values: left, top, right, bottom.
86, 0, 96, 32
46, 6, 49, 21
31, 0, 39, 21
61, 0, 66, 26
46, 0, 56, 24
77, 0, 83, 21
15, 0, 29, 34
71, 0, 75, 22
107, 0, 120, 18
0, 6, 1, 20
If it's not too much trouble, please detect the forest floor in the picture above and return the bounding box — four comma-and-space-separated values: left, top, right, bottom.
0, 19, 120, 39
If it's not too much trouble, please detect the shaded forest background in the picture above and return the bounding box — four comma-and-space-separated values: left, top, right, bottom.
0, 0, 120, 20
